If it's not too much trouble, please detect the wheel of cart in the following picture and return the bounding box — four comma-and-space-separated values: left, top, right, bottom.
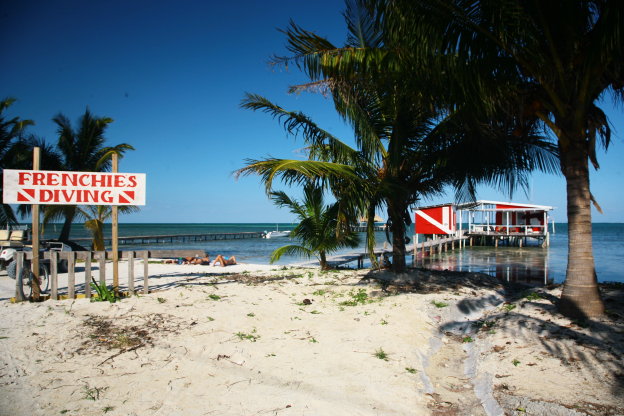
8, 260, 50, 299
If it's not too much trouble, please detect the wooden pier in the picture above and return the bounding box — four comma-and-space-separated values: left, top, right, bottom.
297, 234, 468, 268
72, 232, 265, 246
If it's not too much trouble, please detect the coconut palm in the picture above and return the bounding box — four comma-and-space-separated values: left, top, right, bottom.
238, 0, 558, 273
268, 184, 360, 270
43, 109, 134, 241
374, 0, 624, 316
74, 205, 140, 251
0, 98, 34, 225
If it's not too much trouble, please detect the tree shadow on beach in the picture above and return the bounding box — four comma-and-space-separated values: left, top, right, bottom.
362, 267, 624, 404
444, 284, 624, 407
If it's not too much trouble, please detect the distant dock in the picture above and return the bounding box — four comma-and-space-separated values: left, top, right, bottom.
73, 232, 265, 246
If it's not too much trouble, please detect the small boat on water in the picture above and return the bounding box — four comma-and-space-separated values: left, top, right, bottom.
264, 225, 291, 239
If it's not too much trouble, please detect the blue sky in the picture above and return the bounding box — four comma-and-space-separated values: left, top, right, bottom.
2, 0, 623, 223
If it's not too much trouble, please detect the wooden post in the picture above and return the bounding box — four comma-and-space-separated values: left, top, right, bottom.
98, 251, 106, 285
84, 253, 92, 298
142, 251, 149, 294
67, 252, 75, 299
112, 154, 119, 294
50, 251, 58, 300
15, 252, 24, 301
31, 147, 41, 300
127, 251, 134, 294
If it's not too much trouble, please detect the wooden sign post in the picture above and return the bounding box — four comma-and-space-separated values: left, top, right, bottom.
112, 154, 119, 294
31, 147, 41, 300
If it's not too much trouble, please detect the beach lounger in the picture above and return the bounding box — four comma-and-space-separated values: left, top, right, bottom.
9, 230, 26, 242
0, 230, 10, 245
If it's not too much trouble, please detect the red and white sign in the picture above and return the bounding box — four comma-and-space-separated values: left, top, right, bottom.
415, 204, 456, 235
2, 169, 146, 206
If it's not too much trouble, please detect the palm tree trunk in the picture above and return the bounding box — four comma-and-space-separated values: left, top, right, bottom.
387, 201, 407, 273
58, 207, 76, 242
559, 138, 604, 318
319, 251, 329, 270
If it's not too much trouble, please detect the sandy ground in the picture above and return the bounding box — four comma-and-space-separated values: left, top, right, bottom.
0, 262, 622, 416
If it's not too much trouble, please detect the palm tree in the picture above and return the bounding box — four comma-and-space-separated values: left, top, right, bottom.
268, 184, 360, 270
44, 109, 134, 241
238, 0, 558, 273
375, 0, 624, 316
71, 205, 140, 250
0, 98, 34, 225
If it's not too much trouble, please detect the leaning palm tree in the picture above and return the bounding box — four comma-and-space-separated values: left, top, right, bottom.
268, 184, 360, 270
376, 0, 624, 316
44, 109, 134, 241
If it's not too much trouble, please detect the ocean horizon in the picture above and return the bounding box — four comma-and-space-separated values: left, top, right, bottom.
27, 222, 624, 284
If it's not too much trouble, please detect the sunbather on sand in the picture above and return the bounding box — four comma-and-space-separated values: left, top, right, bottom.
213, 255, 236, 267
183, 256, 210, 265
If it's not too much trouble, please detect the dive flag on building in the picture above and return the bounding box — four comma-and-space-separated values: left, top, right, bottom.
414, 204, 456, 235
2, 169, 146, 206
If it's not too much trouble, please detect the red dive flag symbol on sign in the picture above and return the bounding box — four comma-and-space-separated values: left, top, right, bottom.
2, 169, 146, 206
17, 188, 36, 202
118, 191, 135, 204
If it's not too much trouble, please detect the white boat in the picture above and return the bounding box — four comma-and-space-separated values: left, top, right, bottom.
264, 225, 291, 239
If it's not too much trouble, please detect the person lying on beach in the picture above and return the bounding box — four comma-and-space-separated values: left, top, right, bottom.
212, 255, 236, 267
183, 256, 210, 265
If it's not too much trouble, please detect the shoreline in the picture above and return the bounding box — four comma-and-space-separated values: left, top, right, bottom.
0, 264, 622, 415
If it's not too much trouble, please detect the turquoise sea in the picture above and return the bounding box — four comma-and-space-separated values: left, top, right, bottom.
40, 222, 623, 284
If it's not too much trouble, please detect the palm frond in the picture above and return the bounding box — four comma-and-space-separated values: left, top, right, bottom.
235, 158, 358, 193
269, 244, 313, 264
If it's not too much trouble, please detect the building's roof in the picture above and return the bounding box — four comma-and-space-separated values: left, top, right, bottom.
413, 203, 455, 210
455, 200, 554, 211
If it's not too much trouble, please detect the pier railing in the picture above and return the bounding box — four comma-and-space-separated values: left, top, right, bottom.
467, 224, 547, 235
72, 231, 265, 246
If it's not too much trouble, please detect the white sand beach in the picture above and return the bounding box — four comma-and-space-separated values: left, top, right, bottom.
0, 262, 622, 415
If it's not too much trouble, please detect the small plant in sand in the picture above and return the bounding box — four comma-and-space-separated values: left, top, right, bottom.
374, 348, 389, 361
512, 359, 521, 366
524, 291, 542, 301
312, 289, 327, 296
90, 278, 118, 303
247, 312, 255, 317
431, 300, 449, 308
103, 405, 115, 413
340, 289, 370, 306
208, 294, 221, 301
503, 303, 516, 312
380, 319, 388, 325
235, 329, 260, 342
473, 320, 496, 330
157, 297, 166, 303
462, 336, 474, 343
405, 367, 417, 374
83, 384, 106, 401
